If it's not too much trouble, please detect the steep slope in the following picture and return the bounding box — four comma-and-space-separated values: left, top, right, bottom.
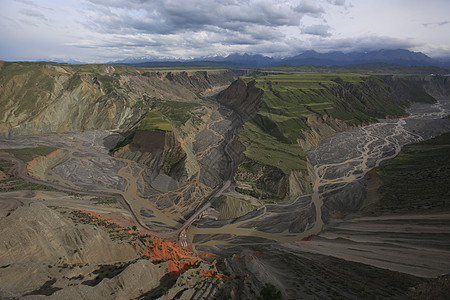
0, 201, 228, 299
219, 72, 447, 204
366, 132, 450, 215
0, 203, 140, 297
403, 74, 450, 99
217, 78, 264, 121
1, 62, 450, 299
0, 61, 237, 137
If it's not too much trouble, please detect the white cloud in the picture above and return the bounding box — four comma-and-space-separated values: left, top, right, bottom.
0, 0, 449, 62
295, 1, 325, 17
301, 24, 331, 37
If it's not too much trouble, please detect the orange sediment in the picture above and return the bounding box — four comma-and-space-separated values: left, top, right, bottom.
26, 149, 65, 178
143, 236, 203, 276
385, 114, 410, 119
301, 234, 314, 241
198, 269, 228, 279
81, 209, 224, 278
199, 251, 218, 259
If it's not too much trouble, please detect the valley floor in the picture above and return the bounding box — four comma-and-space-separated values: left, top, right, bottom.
294, 212, 450, 278
0, 100, 449, 299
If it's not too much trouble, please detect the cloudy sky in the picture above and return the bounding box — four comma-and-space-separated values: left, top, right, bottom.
1, 0, 449, 62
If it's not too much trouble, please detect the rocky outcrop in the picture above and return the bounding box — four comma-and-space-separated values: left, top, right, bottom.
299, 114, 350, 152
214, 195, 262, 220
129, 129, 175, 153
0, 64, 143, 137
217, 79, 264, 121
115, 129, 187, 187
142, 69, 237, 94
234, 157, 288, 200
403, 75, 450, 99
44, 260, 168, 300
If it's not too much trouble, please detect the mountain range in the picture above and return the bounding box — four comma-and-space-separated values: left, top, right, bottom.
110, 49, 450, 69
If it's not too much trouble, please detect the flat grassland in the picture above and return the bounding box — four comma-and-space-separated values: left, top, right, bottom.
139, 110, 173, 131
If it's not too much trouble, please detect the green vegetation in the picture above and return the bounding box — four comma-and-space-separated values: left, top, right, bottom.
239, 121, 305, 173
66, 74, 82, 91
69, 210, 120, 229
237, 71, 435, 177
89, 197, 118, 205
0, 146, 58, 162
241, 72, 411, 126
149, 99, 203, 128
237, 72, 368, 174
242, 72, 364, 88
139, 110, 173, 131
260, 63, 449, 75
374, 132, 450, 213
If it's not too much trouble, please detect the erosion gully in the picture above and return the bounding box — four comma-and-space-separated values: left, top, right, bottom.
0, 100, 449, 248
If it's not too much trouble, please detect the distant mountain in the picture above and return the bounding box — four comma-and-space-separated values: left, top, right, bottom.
205, 53, 277, 67
113, 53, 277, 68
108, 56, 182, 64
283, 49, 436, 66
111, 49, 447, 68
36, 58, 86, 64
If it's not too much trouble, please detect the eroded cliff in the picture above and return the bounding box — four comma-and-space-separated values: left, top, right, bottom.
0, 61, 237, 137
218, 73, 449, 206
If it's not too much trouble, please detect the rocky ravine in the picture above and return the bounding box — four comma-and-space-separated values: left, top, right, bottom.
1, 61, 450, 298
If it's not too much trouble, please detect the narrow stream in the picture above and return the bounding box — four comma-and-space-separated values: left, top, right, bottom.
0, 100, 449, 247
190, 99, 450, 246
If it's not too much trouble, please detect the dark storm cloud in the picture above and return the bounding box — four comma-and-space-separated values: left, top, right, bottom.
4, 0, 445, 62
84, 0, 302, 38
301, 24, 331, 37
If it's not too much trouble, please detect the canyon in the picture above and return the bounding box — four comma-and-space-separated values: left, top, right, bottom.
0, 61, 449, 298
